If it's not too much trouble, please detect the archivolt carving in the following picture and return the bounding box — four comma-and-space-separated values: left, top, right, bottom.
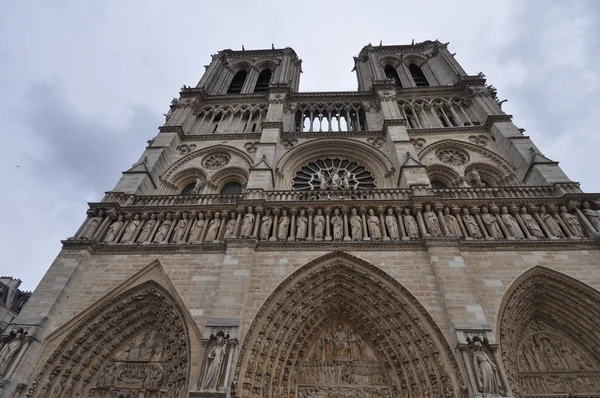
209, 166, 249, 188
234, 252, 464, 398
426, 165, 461, 187
498, 267, 600, 396
26, 281, 191, 398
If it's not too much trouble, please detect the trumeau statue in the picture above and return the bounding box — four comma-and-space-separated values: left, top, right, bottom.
0, 327, 25, 378
202, 331, 227, 390
472, 341, 501, 395
137, 213, 156, 243
278, 210, 290, 240
331, 209, 343, 240
296, 209, 308, 240
385, 208, 399, 240
314, 209, 325, 239
240, 206, 254, 238
582, 201, 600, 232
462, 208, 483, 239
260, 209, 273, 240
444, 207, 461, 237
121, 213, 141, 243
560, 206, 584, 237
104, 214, 124, 243
367, 209, 381, 240
349, 208, 362, 240
423, 204, 442, 236
403, 208, 419, 239
481, 206, 503, 239
500, 206, 524, 239
154, 213, 173, 243
204, 212, 221, 242
223, 212, 236, 239
520, 207, 544, 238
539, 206, 564, 238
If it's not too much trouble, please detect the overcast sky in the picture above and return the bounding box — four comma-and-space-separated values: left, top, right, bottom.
1, 1, 599, 291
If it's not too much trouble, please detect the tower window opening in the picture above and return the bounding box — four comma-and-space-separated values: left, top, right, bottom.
212, 113, 222, 133
227, 70, 247, 94
409, 64, 429, 87
220, 182, 243, 194
384, 65, 402, 87
254, 69, 272, 93
430, 180, 447, 189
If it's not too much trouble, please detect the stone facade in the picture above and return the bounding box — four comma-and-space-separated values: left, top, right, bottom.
1, 41, 600, 397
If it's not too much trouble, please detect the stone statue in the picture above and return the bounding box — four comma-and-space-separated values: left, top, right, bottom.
468, 170, 483, 187
0, 328, 24, 377
560, 206, 584, 237
240, 206, 255, 238
317, 170, 329, 190
385, 208, 399, 240
278, 210, 290, 240
137, 213, 157, 243
120, 214, 141, 243
520, 207, 544, 238
539, 206, 563, 238
481, 206, 503, 239
349, 208, 362, 240
472, 342, 501, 394
444, 207, 461, 237
367, 209, 381, 240
423, 204, 442, 236
313, 209, 325, 239
192, 177, 205, 194
331, 209, 343, 240
403, 208, 419, 239
331, 171, 341, 190
260, 209, 273, 240
500, 206, 524, 239
80, 209, 104, 239
342, 170, 352, 190
104, 214, 124, 243
190, 213, 206, 242
581, 201, 600, 232
204, 212, 221, 242
462, 208, 483, 239
296, 209, 308, 240
154, 213, 173, 243
223, 212, 236, 239
202, 331, 227, 390
172, 213, 189, 243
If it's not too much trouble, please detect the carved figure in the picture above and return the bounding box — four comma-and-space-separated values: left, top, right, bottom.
190, 213, 206, 242
560, 206, 584, 237
223, 212, 236, 239
349, 208, 362, 240
104, 215, 124, 243
317, 170, 329, 190
204, 212, 221, 242
240, 206, 255, 238
0, 328, 24, 377
313, 209, 325, 239
296, 209, 308, 240
468, 170, 483, 187
342, 170, 352, 190
481, 206, 503, 239
472, 342, 501, 394
331, 171, 341, 190
444, 208, 461, 237
520, 207, 544, 238
331, 209, 343, 240
462, 208, 483, 239
172, 213, 189, 242
278, 210, 290, 240
80, 210, 104, 239
137, 213, 156, 243
500, 206, 524, 239
367, 209, 381, 240
403, 208, 419, 239
582, 201, 600, 232
154, 213, 173, 243
121, 214, 141, 243
539, 206, 564, 238
192, 177, 205, 194
260, 209, 273, 240
202, 331, 227, 390
423, 204, 442, 236
385, 208, 399, 240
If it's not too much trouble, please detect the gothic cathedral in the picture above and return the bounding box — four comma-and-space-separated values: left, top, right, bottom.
2, 41, 600, 398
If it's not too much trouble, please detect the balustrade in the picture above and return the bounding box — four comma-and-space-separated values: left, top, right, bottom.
293, 103, 367, 132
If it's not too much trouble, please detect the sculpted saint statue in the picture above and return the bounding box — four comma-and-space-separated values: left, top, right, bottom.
331, 171, 341, 190
481, 206, 503, 239
104, 215, 124, 243
582, 201, 600, 232
204, 212, 221, 242
313, 209, 325, 239
367, 209, 381, 240
403, 208, 419, 239
385, 208, 399, 240
154, 213, 173, 243
223, 212, 236, 239
121, 214, 141, 243
520, 207, 544, 238
172, 213, 189, 243
189, 213, 206, 242
472, 342, 501, 394
560, 206, 584, 237
462, 208, 483, 239
539, 206, 563, 238
296, 209, 308, 240
342, 170, 352, 190
80, 209, 104, 239
317, 170, 329, 190
137, 213, 157, 243
0, 328, 24, 377
349, 208, 362, 240
331, 209, 343, 240
192, 177, 205, 194
444, 207, 461, 237
240, 206, 255, 238
500, 206, 524, 239
202, 331, 227, 390
423, 204, 442, 236
260, 209, 273, 240
278, 210, 290, 240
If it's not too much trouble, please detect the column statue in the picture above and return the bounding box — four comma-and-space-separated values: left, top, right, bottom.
260, 209, 273, 240
349, 208, 362, 240
0, 328, 24, 377
204, 212, 221, 242
367, 209, 381, 240
402, 208, 419, 239
462, 208, 483, 239
581, 201, 600, 231
189, 213, 206, 242
137, 213, 157, 243
423, 204, 442, 236
121, 214, 141, 243
240, 206, 255, 238
278, 210, 290, 241
172, 213, 189, 243
104, 215, 124, 243
201, 331, 227, 390
500, 206, 524, 239
560, 206, 584, 237
481, 206, 503, 239
444, 207, 461, 237
472, 342, 501, 395
296, 209, 308, 240
539, 206, 564, 238
331, 209, 343, 241
80, 209, 104, 239
153, 213, 173, 243
223, 212, 237, 239
313, 209, 325, 239
520, 207, 544, 238
385, 208, 400, 240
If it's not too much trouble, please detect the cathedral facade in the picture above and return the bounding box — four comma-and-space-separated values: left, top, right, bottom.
1, 41, 600, 398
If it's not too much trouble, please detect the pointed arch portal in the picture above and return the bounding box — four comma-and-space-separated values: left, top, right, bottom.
234, 252, 463, 398
499, 267, 600, 396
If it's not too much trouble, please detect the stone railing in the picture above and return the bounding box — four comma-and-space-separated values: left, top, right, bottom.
263, 188, 412, 202
431, 186, 559, 199
102, 192, 244, 206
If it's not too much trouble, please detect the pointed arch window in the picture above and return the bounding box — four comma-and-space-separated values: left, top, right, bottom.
227, 70, 247, 94
384, 65, 402, 87
254, 69, 272, 93
409, 64, 429, 87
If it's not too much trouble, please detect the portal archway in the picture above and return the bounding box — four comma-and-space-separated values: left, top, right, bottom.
234, 252, 464, 397
498, 267, 600, 396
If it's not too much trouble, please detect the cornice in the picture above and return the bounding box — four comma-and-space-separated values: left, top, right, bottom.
180, 132, 262, 142
484, 114, 513, 130
406, 125, 485, 135
158, 125, 184, 134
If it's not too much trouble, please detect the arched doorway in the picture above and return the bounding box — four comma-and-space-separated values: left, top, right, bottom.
498, 267, 600, 396
234, 252, 464, 397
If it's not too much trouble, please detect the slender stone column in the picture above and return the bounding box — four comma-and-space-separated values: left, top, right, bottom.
148, 216, 162, 243
574, 206, 597, 237
513, 209, 533, 240
307, 208, 314, 241
288, 209, 297, 241
217, 214, 228, 242
73, 210, 95, 238
493, 347, 513, 396
395, 208, 408, 240
378, 207, 388, 240
92, 215, 113, 240
252, 208, 263, 239
533, 210, 553, 239
324, 208, 332, 241
270, 210, 280, 241
115, 218, 130, 243
360, 208, 370, 241
166, 215, 178, 242
492, 208, 511, 239
435, 205, 449, 236
460, 349, 477, 394
233, 209, 243, 238
454, 207, 469, 239
201, 212, 213, 243
183, 214, 194, 242
473, 208, 490, 240
415, 206, 427, 237
551, 207, 572, 238
342, 208, 350, 241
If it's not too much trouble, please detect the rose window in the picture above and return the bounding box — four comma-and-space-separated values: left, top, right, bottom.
436, 148, 469, 166
292, 158, 376, 191
202, 153, 231, 170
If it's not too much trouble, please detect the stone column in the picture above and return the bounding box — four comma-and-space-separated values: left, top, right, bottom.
574, 205, 598, 238
415, 206, 428, 237
148, 215, 162, 243
533, 209, 552, 239
513, 207, 533, 240
395, 208, 408, 240
551, 207, 572, 239
435, 205, 449, 236
217, 214, 228, 242
233, 209, 243, 238
73, 210, 95, 238
360, 208, 370, 241
252, 208, 263, 239
324, 208, 332, 241
200, 212, 213, 243
307, 208, 314, 241
378, 207, 388, 240
492, 207, 511, 239
473, 208, 490, 240
92, 214, 113, 240
116, 217, 130, 243
342, 208, 350, 241
166, 214, 178, 243
454, 207, 469, 239
270, 210, 280, 241
183, 214, 194, 242
288, 209, 297, 241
